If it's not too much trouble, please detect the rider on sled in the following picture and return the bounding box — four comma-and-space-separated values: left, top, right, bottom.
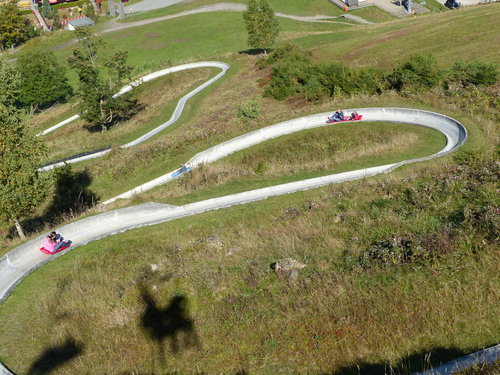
328, 109, 345, 122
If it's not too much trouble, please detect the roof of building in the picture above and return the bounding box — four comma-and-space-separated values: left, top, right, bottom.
68, 16, 95, 28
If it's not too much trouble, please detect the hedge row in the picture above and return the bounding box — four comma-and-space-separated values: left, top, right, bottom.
262, 44, 497, 102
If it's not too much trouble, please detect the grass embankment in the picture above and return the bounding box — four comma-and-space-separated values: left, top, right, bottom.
47, 12, 349, 87
131, 121, 445, 206
23, 4, 500, 87
72, 59, 447, 205
0, 4, 498, 374
349, 6, 396, 23
304, 4, 500, 67
0, 150, 497, 374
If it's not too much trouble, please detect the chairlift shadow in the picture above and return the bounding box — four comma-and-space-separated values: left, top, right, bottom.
138, 283, 200, 367
27, 337, 84, 375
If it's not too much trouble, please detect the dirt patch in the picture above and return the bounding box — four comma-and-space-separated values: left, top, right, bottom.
257, 72, 271, 88
144, 32, 162, 38
171, 38, 192, 43
280, 31, 335, 41
342, 28, 413, 61
112, 31, 135, 40
140, 41, 168, 50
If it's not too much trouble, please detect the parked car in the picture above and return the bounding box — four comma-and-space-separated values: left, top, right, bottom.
444, 0, 461, 9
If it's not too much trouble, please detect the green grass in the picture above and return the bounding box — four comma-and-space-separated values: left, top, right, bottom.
350, 5, 396, 23
0, 4, 499, 374
140, 122, 446, 206
303, 4, 500, 67
0, 156, 497, 374
118, 0, 345, 23
53, 12, 348, 87
415, 0, 447, 13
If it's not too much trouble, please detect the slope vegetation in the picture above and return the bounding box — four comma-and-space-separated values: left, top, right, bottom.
0, 4, 498, 374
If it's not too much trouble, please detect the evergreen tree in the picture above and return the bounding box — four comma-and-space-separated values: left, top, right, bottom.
0, 59, 52, 239
52, 8, 61, 30
0, 106, 52, 239
242, 0, 279, 53
68, 29, 136, 132
0, 54, 20, 106
42, 0, 54, 20
16, 49, 73, 113
0, 1, 32, 49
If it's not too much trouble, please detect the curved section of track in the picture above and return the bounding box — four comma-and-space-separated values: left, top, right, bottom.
38, 61, 230, 171
1, 83, 469, 375
1, 108, 466, 305
102, 107, 466, 204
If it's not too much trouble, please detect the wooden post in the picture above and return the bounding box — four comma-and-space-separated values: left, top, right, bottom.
13, 218, 26, 240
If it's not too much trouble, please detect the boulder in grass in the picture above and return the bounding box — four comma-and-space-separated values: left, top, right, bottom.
206, 235, 224, 250
270, 258, 306, 282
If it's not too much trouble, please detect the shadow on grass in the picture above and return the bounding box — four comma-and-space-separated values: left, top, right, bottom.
238, 48, 270, 56
118, 371, 248, 375
321, 346, 469, 375
12, 166, 99, 239
27, 337, 84, 375
139, 283, 200, 366
45, 166, 99, 219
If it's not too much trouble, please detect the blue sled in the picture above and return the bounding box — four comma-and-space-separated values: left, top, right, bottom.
172, 166, 191, 178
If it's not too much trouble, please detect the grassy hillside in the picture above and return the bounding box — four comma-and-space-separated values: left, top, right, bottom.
0, 3, 498, 374
118, 0, 346, 22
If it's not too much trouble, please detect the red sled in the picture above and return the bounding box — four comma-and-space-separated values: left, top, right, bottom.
40, 243, 71, 255
326, 114, 363, 124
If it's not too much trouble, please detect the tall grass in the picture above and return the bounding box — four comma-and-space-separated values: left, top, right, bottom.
0, 154, 497, 374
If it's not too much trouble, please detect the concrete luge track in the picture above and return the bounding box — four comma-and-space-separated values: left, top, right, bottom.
38, 61, 230, 171
0, 108, 467, 374
102, 107, 465, 205
1, 63, 470, 375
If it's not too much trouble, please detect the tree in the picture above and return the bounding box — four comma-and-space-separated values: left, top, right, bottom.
387, 54, 442, 91
0, 106, 52, 239
42, 0, 54, 20
0, 58, 52, 239
242, 0, 279, 53
0, 1, 32, 49
16, 49, 73, 113
68, 29, 136, 132
0, 57, 52, 239
52, 8, 61, 30
0, 54, 20, 106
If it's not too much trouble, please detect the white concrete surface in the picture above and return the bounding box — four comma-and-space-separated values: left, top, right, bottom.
103, 107, 466, 204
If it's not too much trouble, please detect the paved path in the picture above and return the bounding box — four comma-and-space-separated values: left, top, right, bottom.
124, 0, 185, 14
103, 2, 358, 34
